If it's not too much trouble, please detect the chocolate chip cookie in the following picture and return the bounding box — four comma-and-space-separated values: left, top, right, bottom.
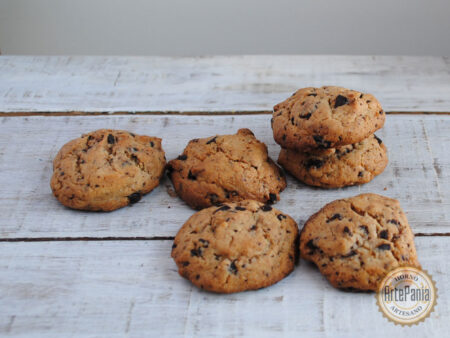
167, 129, 286, 209
299, 193, 420, 291
51, 129, 166, 211
172, 200, 299, 293
272, 86, 385, 151
278, 135, 388, 188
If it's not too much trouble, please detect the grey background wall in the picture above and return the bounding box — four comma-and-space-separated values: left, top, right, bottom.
1, 0, 449, 56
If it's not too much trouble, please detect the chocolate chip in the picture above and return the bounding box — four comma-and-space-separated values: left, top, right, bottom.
374, 135, 383, 144
358, 171, 364, 177
343, 226, 353, 236
379, 110, 384, 115
130, 154, 139, 163
182, 261, 190, 267
190, 248, 203, 257
198, 238, 209, 247
326, 213, 342, 223
214, 205, 231, 213
377, 243, 391, 251
268, 193, 277, 204
305, 158, 324, 169
208, 193, 219, 205
128, 192, 142, 204
307, 93, 317, 97
306, 240, 318, 254
290, 117, 295, 125
379, 230, 389, 239
299, 113, 312, 119
187, 170, 196, 180
172, 243, 177, 249
150, 141, 154, 147
261, 205, 272, 212
107, 134, 115, 144
277, 214, 287, 221
359, 94, 364, 98
250, 225, 257, 231
387, 219, 399, 226
196, 274, 200, 280
229, 260, 238, 275
206, 136, 217, 145
334, 95, 348, 108
235, 206, 246, 211
359, 225, 369, 235
129, 132, 135, 137
177, 154, 187, 161
313, 135, 331, 148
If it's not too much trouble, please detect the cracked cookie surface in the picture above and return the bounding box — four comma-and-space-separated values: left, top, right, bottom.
167, 129, 286, 209
272, 86, 385, 151
51, 129, 166, 211
299, 193, 420, 291
172, 200, 299, 293
278, 135, 388, 188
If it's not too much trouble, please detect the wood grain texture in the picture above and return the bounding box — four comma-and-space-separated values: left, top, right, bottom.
0, 114, 448, 238
0, 237, 447, 337
1, 56, 450, 113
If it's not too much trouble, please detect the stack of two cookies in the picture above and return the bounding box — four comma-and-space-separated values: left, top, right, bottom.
167, 129, 300, 293
272, 86, 388, 188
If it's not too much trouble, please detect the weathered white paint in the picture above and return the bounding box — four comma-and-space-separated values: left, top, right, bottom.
0, 238, 447, 337
1, 55, 448, 338
0, 56, 449, 113
0, 114, 448, 238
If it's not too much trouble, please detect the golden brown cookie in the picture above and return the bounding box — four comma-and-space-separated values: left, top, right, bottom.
172, 200, 299, 293
299, 194, 421, 291
272, 86, 385, 151
167, 129, 286, 209
51, 129, 166, 211
278, 135, 388, 188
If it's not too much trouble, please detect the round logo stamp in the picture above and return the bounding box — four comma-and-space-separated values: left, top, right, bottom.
376, 267, 437, 326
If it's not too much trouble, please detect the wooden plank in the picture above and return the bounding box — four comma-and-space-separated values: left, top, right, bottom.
0, 56, 450, 113
0, 114, 448, 238
0, 237, 448, 336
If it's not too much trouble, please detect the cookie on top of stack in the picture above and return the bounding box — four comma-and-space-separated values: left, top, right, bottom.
272, 86, 388, 188
167, 128, 286, 209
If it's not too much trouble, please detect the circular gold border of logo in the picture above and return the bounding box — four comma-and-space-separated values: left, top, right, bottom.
376, 267, 438, 326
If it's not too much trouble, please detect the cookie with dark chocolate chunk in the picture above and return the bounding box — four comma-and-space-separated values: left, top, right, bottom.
168, 129, 286, 209
51, 129, 165, 211
272, 86, 385, 151
299, 193, 420, 291
278, 135, 388, 188
172, 200, 298, 293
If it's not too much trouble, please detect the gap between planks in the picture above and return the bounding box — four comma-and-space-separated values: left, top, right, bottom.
1, 111, 450, 117
1, 233, 449, 243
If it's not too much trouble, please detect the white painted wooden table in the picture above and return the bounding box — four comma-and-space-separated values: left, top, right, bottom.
0, 56, 449, 337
